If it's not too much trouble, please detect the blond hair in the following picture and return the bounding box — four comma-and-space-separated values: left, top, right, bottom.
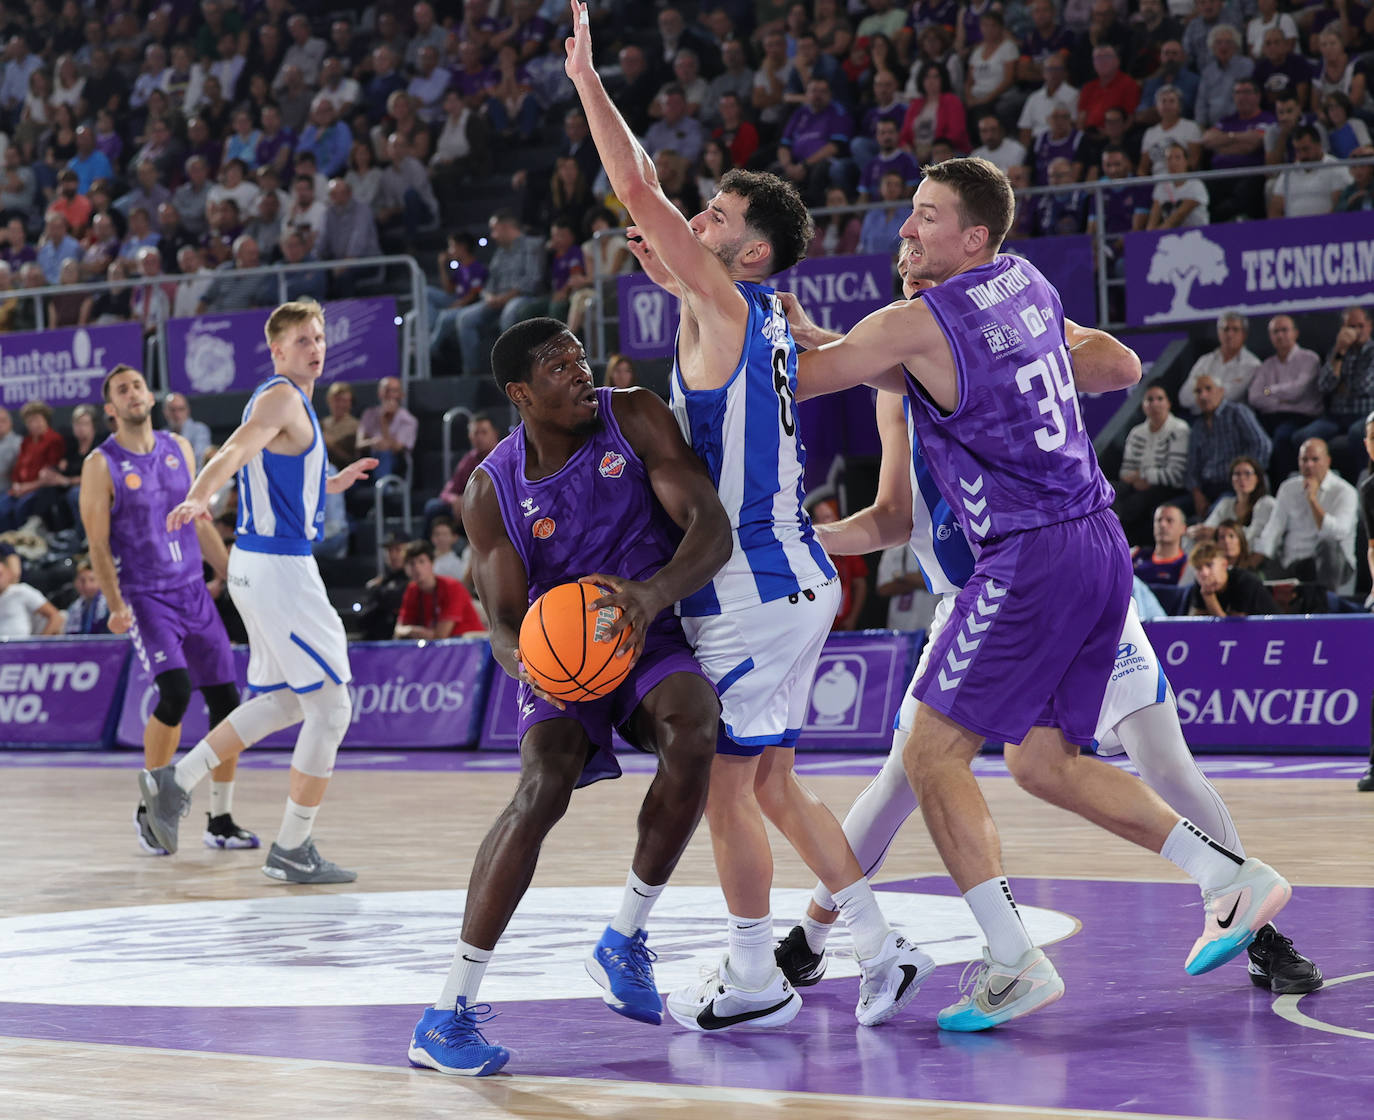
264, 298, 325, 347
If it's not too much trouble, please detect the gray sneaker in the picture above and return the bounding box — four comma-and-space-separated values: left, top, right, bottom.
262, 839, 357, 884
137, 766, 190, 854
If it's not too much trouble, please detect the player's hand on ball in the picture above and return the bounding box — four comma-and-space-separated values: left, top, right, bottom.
108, 606, 134, 634
514, 649, 566, 710
579, 573, 656, 663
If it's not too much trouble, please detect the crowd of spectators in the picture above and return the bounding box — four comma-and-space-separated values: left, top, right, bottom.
1112, 303, 1374, 613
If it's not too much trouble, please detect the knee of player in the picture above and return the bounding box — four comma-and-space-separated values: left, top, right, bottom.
151, 669, 194, 726
510, 766, 577, 823
752, 764, 799, 819
1003, 749, 1068, 797
652, 708, 719, 771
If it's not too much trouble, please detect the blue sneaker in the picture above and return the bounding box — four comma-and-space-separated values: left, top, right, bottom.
585, 926, 663, 1025
407, 1001, 511, 1077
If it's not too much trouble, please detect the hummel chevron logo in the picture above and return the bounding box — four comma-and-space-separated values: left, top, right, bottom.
985, 582, 1006, 599
964, 496, 987, 516
966, 616, 991, 634
938, 669, 959, 691
968, 517, 992, 536
975, 598, 1000, 619
945, 650, 971, 673
956, 631, 980, 655
959, 475, 984, 495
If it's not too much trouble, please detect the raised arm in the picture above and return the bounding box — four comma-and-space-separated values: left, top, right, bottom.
1063, 317, 1143, 392
563, 1, 738, 314
814, 391, 915, 556
78, 450, 132, 633
582, 388, 732, 660
167, 382, 297, 529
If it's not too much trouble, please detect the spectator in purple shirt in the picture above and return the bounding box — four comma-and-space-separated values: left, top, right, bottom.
857, 118, 922, 200
1252, 26, 1312, 111
546, 217, 587, 325
255, 103, 296, 179
1032, 103, 1088, 184
776, 77, 856, 204
429, 231, 490, 362
851, 70, 908, 169
506, 0, 554, 62
1203, 77, 1274, 221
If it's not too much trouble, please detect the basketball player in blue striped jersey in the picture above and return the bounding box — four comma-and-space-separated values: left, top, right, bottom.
567, 2, 933, 1032
139, 299, 379, 884
774, 239, 1318, 1017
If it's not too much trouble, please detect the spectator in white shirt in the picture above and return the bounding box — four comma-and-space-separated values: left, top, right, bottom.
1114, 381, 1192, 545
1018, 55, 1079, 147
1246, 0, 1299, 59
430, 515, 471, 584
970, 114, 1028, 174
172, 246, 214, 318
0, 560, 61, 636
1180, 312, 1262, 411
1268, 125, 1353, 218
1146, 141, 1210, 228
1254, 438, 1359, 593
1138, 86, 1203, 175
876, 543, 939, 632
284, 174, 328, 254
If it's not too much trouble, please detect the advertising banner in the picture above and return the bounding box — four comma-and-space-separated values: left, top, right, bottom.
165, 298, 399, 396
0, 638, 130, 748
1142, 616, 1374, 750
617, 253, 895, 359
1125, 212, 1374, 325
0, 323, 142, 409
481, 630, 918, 754
115, 639, 492, 749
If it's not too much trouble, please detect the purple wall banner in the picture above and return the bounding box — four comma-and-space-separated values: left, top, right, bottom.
0, 638, 131, 748
166, 298, 399, 396
1003, 234, 1096, 327
115, 638, 491, 750
617, 254, 895, 360
1142, 616, 1374, 751
0, 322, 143, 408
1125, 212, 1374, 326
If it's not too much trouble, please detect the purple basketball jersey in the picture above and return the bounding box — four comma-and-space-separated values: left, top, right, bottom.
97, 431, 202, 592
907, 255, 1113, 546
478, 388, 683, 599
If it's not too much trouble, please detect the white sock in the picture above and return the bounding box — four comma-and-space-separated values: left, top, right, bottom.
965, 877, 1033, 964
1115, 703, 1246, 856
801, 913, 833, 954
172, 740, 221, 792
1160, 818, 1245, 892
725, 913, 775, 990
610, 870, 664, 937
831, 878, 892, 962
209, 781, 233, 818
437, 939, 491, 1010
276, 798, 318, 850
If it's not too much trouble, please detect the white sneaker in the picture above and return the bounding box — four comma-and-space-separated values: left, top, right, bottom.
855, 930, 936, 1027
666, 955, 801, 1033
1185, 857, 1292, 976
937, 947, 1065, 1032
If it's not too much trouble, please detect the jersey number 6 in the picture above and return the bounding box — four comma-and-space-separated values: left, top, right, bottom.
772, 346, 796, 437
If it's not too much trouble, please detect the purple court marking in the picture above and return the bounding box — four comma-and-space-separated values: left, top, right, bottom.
0, 749, 1367, 780
2, 879, 1368, 1119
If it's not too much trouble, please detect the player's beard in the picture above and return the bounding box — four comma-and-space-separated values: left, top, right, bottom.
713, 235, 744, 271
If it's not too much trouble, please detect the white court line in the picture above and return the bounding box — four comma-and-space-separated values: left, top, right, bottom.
0, 1036, 1233, 1119
1271, 970, 1374, 1041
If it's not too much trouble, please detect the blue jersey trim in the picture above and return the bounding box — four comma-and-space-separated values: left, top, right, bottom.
249, 681, 291, 694
235, 534, 314, 556
290, 632, 343, 685
1156, 663, 1168, 704
722, 723, 790, 747
715, 657, 755, 697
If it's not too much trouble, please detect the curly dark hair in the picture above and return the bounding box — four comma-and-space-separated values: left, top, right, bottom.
717, 168, 813, 274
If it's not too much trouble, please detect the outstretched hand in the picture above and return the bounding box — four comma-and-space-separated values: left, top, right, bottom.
564, 0, 594, 81
328, 457, 381, 493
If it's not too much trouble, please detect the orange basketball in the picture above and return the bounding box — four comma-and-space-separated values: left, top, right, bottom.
518, 582, 634, 702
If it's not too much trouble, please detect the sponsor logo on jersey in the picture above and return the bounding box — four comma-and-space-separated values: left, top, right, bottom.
164, 454, 180, 470
980, 321, 1022, 356
532, 517, 555, 539
520, 497, 540, 517
124, 472, 142, 490
598, 451, 626, 478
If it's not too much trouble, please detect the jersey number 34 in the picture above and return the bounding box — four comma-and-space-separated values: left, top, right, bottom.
1015, 346, 1082, 453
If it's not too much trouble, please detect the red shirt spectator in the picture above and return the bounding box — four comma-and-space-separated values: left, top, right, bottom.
437, 413, 503, 524
11, 406, 66, 486
395, 542, 484, 639
1079, 46, 1141, 132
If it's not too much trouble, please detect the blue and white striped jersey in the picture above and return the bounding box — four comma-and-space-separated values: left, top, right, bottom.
904, 396, 976, 595
235, 375, 327, 555
670, 280, 837, 616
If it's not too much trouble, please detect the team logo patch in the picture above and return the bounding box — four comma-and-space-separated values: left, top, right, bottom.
164, 454, 180, 469
124, 472, 142, 490
532, 518, 555, 539
598, 451, 626, 478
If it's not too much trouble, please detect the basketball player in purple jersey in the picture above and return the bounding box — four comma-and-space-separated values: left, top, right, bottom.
567, 2, 933, 1035
792, 158, 1293, 1030
81, 365, 257, 854
407, 319, 730, 1078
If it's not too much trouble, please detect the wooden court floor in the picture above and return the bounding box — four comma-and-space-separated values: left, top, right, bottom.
0, 760, 1369, 1120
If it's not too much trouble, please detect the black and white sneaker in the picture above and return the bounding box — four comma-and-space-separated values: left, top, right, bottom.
262, 839, 357, 884
204, 813, 261, 850
1247, 924, 1323, 994
133, 803, 169, 856
1357, 766, 1374, 792
774, 925, 827, 987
